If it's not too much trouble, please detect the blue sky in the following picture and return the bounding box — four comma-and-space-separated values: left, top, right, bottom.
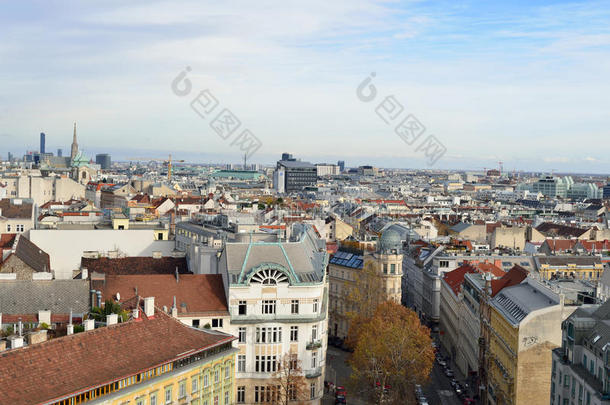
1, 0, 609, 172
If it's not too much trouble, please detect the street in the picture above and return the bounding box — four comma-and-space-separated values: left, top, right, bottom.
324, 346, 464, 405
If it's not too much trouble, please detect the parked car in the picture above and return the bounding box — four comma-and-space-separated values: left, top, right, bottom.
463, 398, 476, 405
335, 394, 347, 404
335, 386, 347, 396
417, 395, 429, 405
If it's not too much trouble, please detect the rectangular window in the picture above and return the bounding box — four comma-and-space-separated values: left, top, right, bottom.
204, 374, 209, 388
150, 393, 157, 405
212, 318, 223, 327
238, 355, 246, 372
192, 319, 200, 328
179, 381, 186, 398
238, 327, 246, 343
165, 387, 172, 404
256, 327, 282, 343
6, 224, 11, 232
192, 376, 198, 393
311, 351, 317, 368
391, 263, 396, 274
262, 300, 276, 314
214, 370, 219, 383
311, 325, 318, 341
224, 391, 229, 405
290, 326, 298, 342
136, 399, 144, 405
16, 224, 24, 233
238, 300, 247, 315
310, 382, 316, 400
313, 299, 319, 313
255, 355, 277, 372
291, 299, 299, 314
237, 387, 245, 403
225, 364, 230, 379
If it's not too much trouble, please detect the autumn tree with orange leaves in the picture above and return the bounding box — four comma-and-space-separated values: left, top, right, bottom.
348, 301, 435, 405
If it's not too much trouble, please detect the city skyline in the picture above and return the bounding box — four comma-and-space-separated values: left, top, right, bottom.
2, 0, 610, 172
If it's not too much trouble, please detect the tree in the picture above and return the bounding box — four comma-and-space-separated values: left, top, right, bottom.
344, 261, 385, 348
90, 299, 130, 323
263, 354, 309, 405
348, 301, 434, 405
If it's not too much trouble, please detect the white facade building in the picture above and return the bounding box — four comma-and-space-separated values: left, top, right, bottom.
219, 224, 328, 404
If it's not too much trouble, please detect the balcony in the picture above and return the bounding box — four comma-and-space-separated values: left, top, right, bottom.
306, 340, 322, 350
305, 367, 322, 378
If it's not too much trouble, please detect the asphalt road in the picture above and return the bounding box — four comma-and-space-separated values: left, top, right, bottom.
323, 346, 464, 405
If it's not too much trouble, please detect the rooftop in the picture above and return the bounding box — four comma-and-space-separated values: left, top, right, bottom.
0, 310, 234, 405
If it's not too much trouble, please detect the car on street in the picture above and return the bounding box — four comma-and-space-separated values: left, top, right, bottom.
335, 386, 347, 396
335, 394, 347, 404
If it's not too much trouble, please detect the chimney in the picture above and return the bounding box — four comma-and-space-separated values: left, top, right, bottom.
175, 267, 179, 283
67, 324, 74, 335
38, 310, 51, 326
171, 296, 178, 317
18, 318, 23, 336
8, 335, 24, 349
133, 308, 140, 319
144, 297, 155, 318
27, 330, 48, 345
107, 313, 118, 325
96, 290, 102, 307
84, 319, 94, 331
81, 268, 88, 279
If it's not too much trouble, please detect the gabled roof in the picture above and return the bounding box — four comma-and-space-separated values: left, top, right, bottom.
14, 236, 51, 273
0, 280, 89, 315
490, 264, 529, 297
99, 274, 228, 315
0, 310, 234, 405
443, 264, 478, 295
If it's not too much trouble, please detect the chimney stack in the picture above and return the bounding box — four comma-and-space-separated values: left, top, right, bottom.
84, 319, 95, 331
38, 310, 51, 326
107, 313, 118, 325
171, 296, 178, 317
144, 297, 155, 318
18, 318, 23, 336
67, 324, 74, 335
8, 335, 24, 349
133, 308, 140, 319
81, 268, 88, 279
175, 267, 179, 283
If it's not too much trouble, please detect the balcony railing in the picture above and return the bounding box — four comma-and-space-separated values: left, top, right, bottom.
306, 340, 322, 350
305, 367, 322, 378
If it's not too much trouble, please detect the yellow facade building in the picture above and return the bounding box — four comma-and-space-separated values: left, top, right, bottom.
483, 279, 576, 405
537, 256, 603, 281
0, 301, 237, 405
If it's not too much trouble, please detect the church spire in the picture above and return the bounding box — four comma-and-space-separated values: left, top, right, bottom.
70, 122, 78, 161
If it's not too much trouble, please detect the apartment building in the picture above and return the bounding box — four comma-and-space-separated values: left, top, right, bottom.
484, 279, 577, 405
0, 303, 237, 405
0, 198, 35, 236
551, 301, 610, 405
220, 224, 328, 404
328, 227, 404, 341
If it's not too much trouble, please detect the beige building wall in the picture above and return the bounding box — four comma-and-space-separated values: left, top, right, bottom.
490, 226, 526, 250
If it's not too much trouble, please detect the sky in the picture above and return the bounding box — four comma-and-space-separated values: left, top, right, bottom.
1, 0, 610, 173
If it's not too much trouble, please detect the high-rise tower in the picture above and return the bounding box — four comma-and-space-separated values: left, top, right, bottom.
70, 122, 78, 161
40, 132, 46, 154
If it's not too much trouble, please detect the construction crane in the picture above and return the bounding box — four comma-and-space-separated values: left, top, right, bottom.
126, 154, 185, 181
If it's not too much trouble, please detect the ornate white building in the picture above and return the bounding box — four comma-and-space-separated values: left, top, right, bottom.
220, 224, 328, 404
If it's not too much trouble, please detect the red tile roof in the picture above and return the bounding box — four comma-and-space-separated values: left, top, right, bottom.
100, 274, 228, 315
0, 233, 16, 249
443, 264, 478, 295
0, 199, 33, 219
490, 265, 529, 297
0, 310, 235, 405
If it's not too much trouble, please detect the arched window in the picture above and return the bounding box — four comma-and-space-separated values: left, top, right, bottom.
250, 268, 288, 285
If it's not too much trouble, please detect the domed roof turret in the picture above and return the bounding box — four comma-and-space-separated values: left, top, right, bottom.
379, 227, 402, 253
